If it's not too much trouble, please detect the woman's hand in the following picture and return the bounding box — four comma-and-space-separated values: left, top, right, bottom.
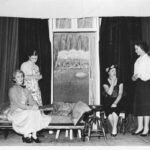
35, 74, 42, 80
39, 74, 42, 79
111, 77, 117, 86
32, 105, 39, 110
132, 74, 138, 81
111, 103, 117, 108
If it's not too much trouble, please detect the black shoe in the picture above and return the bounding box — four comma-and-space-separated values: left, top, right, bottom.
140, 131, 149, 137
132, 129, 143, 135
31, 137, 41, 143
22, 136, 32, 143
140, 133, 149, 137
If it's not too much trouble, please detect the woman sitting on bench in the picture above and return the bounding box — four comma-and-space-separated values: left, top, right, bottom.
7, 70, 51, 143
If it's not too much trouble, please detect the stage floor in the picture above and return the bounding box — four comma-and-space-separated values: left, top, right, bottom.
0, 130, 150, 146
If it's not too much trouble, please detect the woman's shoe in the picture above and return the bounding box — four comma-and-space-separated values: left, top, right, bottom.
140, 131, 149, 137
140, 133, 149, 137
132, 129, 143, 135
31, 137, 41, 143
22, 136, 32, 143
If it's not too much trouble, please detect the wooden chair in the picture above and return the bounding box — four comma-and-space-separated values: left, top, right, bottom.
81, 105, 107, 141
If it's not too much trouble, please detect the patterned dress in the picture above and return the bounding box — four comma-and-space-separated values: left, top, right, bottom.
21, 61, 42, 106
7, 85, 51, 135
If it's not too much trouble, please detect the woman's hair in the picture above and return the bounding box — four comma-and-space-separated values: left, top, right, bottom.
28, 50, 38, 57
105, 64, 118, 73
12, 70, 24, 83
135, 41, 149, 53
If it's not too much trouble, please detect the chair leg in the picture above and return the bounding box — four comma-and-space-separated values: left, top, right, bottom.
122, 118, 126, 134
100, 119, 107, 140
87, 127, 91, 141
103, 119, 109, 133
118, 116, 126, 134
118, 117, 123, 133
82, 122, 89, 141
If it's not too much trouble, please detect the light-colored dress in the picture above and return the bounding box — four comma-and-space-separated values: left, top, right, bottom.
21, 61, 42, 106
7, 85, 51, 135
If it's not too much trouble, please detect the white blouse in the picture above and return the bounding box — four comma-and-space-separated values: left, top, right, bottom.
134, 54, 150, 81
20, 61, 39, 76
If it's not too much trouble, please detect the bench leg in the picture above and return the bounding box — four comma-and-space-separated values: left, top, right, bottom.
65, 130, 69, 137
56, 130, 60, 139
78, 129, 81, 138
70, 129, 73, 140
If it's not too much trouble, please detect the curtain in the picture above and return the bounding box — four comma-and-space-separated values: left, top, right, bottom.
18, 18, 51, 105
99, 17, 142, 114
141, 17, 150, 55
0, 17, 19, 107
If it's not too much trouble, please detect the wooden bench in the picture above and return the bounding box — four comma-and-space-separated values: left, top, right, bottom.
45, 123, 84, 140
0, 107, 89, 141
0, 119, 85, 140
0, 119, 12, 139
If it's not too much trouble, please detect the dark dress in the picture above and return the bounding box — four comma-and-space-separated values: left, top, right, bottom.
103, 78, 125, 117
133, 79, 150, 116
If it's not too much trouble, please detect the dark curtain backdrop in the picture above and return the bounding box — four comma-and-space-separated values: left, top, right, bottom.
0, 17, 19, 107
99, 17, 142, 114
18, 18, 51, 105
141, 17, 150, 55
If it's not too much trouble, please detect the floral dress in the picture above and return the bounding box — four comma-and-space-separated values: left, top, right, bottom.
21, 61, 42, 106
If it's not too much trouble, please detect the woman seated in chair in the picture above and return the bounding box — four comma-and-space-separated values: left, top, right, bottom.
103, 65, 125, 136
7, 70, 51, 143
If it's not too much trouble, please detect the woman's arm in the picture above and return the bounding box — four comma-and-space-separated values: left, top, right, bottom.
112, 83, 123, 107
132, 74, 138, 81
21, 63, 42, 80
103, 83, 115, 96
132, 61, 140, 81
24, 74, 42, 80
34, 65, 42, 80
9, 88, 33, 110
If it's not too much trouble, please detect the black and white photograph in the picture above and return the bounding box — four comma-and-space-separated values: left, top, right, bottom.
0, 0, 150, 148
